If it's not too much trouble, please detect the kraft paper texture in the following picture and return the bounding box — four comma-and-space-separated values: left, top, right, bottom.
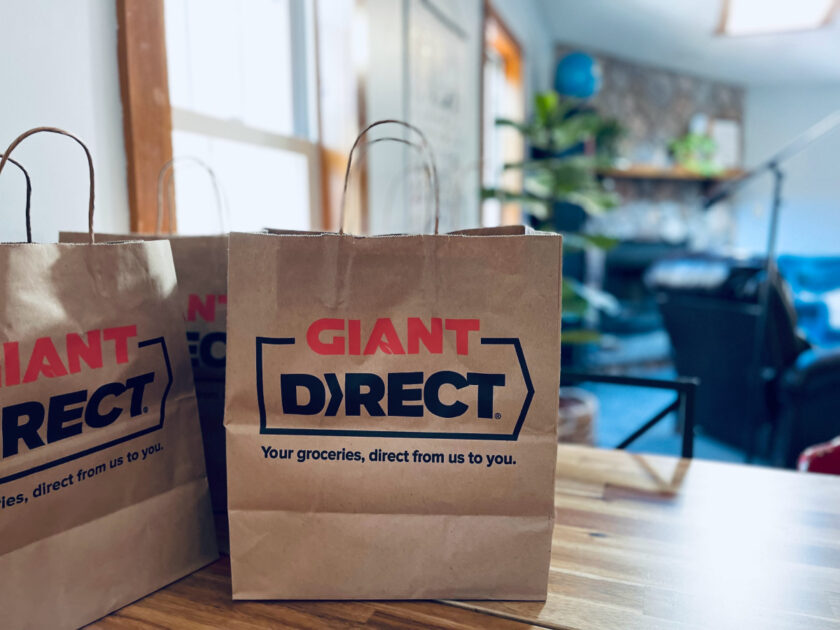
225, 226, 562, 600
0, 240, 217, 630
61, 232, 229, 514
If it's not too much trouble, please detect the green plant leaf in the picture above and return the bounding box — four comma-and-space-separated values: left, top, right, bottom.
485, 90, 622, 238
564, 189, 618, 215
480, 187, 550, 218
481, 187, 546, 204
495, 118, 531, 134
562, 295, 589, 317
506, 155, 599, 171
534, 91, 559, 124
562, 232, 619, 251
561, 328, 602, 345
564, 278, 621, 315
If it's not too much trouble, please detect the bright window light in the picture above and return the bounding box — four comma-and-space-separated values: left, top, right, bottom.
720, 0, 837, 36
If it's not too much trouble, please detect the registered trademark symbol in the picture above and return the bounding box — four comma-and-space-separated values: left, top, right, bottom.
494, 413, 502, 419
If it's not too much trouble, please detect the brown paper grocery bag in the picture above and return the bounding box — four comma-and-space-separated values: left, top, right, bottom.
1, 128, 217, 630
225, 121, 561, 600
61, 157, 229, 515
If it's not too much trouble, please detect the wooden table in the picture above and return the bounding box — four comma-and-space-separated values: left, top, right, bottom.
90, 445, 840, 629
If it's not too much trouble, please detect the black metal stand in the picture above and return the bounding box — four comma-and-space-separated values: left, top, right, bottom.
745, 165, 783, 462
562, 371, 698, 459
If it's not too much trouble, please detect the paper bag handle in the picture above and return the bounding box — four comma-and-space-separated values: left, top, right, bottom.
157, 156, 228, 234
0, 153, 33, 242
341, 136, 434, 233
0, 127, 95, 244
339, 119, 440, 235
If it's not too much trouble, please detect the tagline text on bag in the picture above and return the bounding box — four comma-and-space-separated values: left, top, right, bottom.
262, 445, 516, 467
0, 440, 164, 511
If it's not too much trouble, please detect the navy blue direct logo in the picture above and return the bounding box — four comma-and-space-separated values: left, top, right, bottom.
0, 330, 173, 485
255, 317, 534, 441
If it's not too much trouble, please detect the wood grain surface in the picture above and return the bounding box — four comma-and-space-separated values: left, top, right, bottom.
116, 0, 176, 234
89, 445, 840, 629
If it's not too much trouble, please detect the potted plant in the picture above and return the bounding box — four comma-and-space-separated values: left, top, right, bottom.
483, 91, 624, 445
482, 90, 623, 344
669, 132, 722, 176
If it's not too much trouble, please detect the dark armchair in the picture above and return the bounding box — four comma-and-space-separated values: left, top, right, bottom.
647, 255, 840, 466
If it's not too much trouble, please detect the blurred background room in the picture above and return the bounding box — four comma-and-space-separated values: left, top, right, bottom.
2, 0, 840, 470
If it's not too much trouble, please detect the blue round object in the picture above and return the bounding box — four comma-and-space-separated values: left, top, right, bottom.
555, 52, 602, 99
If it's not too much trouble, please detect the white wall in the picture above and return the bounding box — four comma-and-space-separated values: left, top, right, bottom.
365, 0, 484, 234
365, 0, 412, 235
735, 84, 840, 256
0, 0, 129, 242
365, 0, 551, 233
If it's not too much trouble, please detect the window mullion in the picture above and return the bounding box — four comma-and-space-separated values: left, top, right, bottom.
289, 0, 314, 141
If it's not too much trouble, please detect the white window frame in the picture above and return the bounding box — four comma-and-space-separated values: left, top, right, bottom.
167, 0, 323, 230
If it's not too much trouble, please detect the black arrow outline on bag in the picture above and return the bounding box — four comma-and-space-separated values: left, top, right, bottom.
255, 336, 534, 440
0, 337, 173, 485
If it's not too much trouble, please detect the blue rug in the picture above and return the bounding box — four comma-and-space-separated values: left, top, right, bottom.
579, 364, 749, 464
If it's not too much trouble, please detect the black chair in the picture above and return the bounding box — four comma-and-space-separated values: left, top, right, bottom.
647, 255, 840, 466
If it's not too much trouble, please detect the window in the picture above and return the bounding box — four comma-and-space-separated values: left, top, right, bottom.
116, 0, 406, 235
482, 3, 524, 227
161, 0, 320, 234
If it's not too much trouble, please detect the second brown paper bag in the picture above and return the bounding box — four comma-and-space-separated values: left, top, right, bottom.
225, 120, 562, 600
61, 158, 229, 513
